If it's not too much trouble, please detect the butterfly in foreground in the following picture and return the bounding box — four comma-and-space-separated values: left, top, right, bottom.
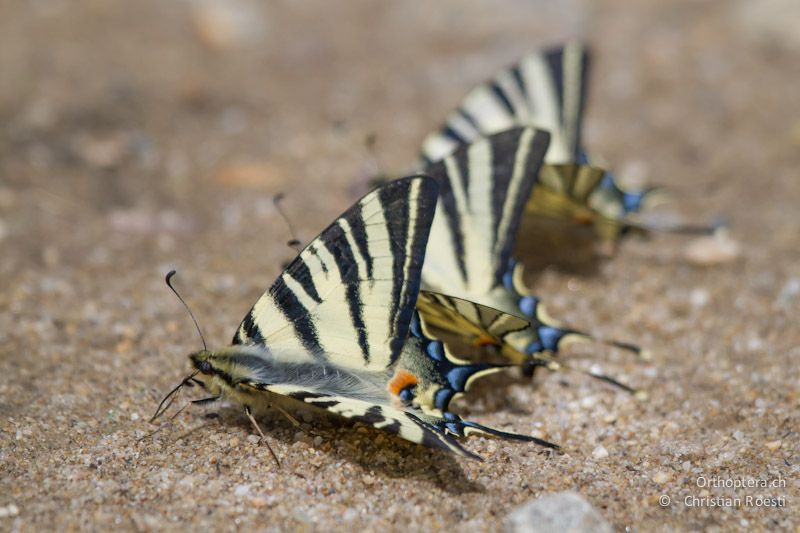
152, 176, 560, 461
419, 41, 717, 243
419, 126, 646, 388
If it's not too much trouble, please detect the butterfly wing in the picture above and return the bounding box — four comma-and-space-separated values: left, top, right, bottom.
421, 127, 549, 297
233, 176, 439, 372
236, 371, 559, 459
237, 381, 481, 459
415, 290, 528, 353
420, 42, 587, 166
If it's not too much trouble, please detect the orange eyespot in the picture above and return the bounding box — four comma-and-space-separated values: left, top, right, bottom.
473, 335, 499, 348
573, 211, 594, 225
388, 368, 418, 396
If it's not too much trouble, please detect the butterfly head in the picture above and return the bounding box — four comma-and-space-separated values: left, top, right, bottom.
189, 350, 215, 375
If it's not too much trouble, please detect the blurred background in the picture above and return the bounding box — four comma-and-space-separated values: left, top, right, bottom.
1, 1, 798, 530
3, 0, 797, 276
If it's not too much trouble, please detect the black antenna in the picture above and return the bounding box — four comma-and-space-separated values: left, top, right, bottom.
165, 270, 207, 351
148, 371, 199, 423
273, 193, 302, 253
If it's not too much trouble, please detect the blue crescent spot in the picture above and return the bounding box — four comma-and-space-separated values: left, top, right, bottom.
426, 339, 445, 362
526, 340, 544, 354
398, 386, 415, 405
434, 388, 454, 411
538, 326, 567, 352
621, 190, 646, 214
446, 366, 475, 392
518, 296, 539, 318
409, 312, 423, 339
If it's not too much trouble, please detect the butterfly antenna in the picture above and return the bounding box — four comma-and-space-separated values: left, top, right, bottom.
165, 270, 207, 351
529, 352, 645, 398
273, 193, 302, 253
564, 326, 651, 362
149, 370, 199, 423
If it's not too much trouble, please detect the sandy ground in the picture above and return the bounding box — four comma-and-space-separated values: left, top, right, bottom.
1, 1, 798, 531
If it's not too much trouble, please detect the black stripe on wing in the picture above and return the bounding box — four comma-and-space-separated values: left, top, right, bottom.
270, 276, 325, 357
424, 127, 550, 288
279, 390, 481, 460
544, 47, 566, 126
379, 178, 439, 363
431, 148, 470, 283
487, 128, 550, 283
320, 221, 370, 364
233, 176, 439, 370
543, 42, 590, 159
346, 203, 374, 280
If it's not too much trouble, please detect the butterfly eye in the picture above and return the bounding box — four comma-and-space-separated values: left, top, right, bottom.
198, 360, 213, 375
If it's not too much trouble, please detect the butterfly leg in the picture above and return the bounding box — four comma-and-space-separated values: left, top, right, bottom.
244, 406, 281, 468
191, 396, 220, 405
272, 403, 302, 428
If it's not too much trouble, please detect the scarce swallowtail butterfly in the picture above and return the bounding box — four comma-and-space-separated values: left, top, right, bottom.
419, 127, 646, 379
154, 176, 560, 460
418, 42, 670, 243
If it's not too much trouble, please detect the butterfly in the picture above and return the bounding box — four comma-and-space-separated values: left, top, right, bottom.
417, 41, 708, 243
153, 176, 560, 461
419, 126, 645, 381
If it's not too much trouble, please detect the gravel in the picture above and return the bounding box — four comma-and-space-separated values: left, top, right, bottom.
1, 1, 798, 531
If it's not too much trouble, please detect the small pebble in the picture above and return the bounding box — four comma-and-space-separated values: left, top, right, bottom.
690, 288, 710, 308
652, 471, 671, 484
214, 161, 280, 189
684, 234, 741, 266
764, 440, 782, 451
505, 491, 612, 533
191, 0, 267, 51
580, 396, 598, 409
246, 434, 260, 445
0, 504, 19, 518
234, 484, 250, 497
592, 446, 609, 460
777, 278, 800, 306
248, 496, 271, 508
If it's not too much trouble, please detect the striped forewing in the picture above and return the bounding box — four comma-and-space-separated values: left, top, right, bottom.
233, 176, 439, 371
420, 42, 588, 166
421, 127, 549, 296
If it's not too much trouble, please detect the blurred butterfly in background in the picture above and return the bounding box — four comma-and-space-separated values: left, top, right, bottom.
419, 126, 646, 389
152, 176, 561, 461
419, 41, 717, 243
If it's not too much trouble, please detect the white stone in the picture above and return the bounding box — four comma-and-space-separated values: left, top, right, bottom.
592, 446, 609, 460
505, 492, 612, 533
